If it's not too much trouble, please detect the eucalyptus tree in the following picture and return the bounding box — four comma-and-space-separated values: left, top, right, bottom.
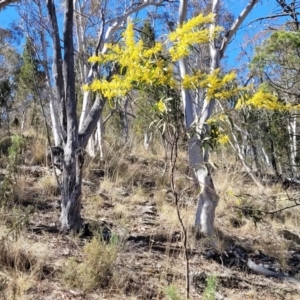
176, 0, 259, 236
250, 30, 300, 178
46, 0, 165, 232
85, 0, 264, 238
236, 0, 300, 179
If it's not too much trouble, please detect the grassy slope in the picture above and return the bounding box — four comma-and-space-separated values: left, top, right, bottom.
0, 136, 299, 299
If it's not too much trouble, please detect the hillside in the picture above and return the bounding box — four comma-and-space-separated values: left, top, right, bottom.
0, 134, 299, 300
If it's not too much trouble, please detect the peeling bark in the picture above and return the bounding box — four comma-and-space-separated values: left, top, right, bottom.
47, 0, 164, 232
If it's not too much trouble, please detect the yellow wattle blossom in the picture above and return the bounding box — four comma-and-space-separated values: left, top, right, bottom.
84, 21, 172, 100
206, 114, 227, 124
182, 71, 205, 89
236, 89, 289, 110
183, 69, 238, 101
84, 19, 236, 109
168, 13, 223, 61
217, 134, 229, 145
156, 99, 167, 113
88, 55, 103, 64
82, 84, 90, 92
227, 189, 234, 197
236, 198, 242, 206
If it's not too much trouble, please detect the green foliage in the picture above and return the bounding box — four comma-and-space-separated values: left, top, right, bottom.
202, 275, 218, 300
250, 29, 300, 107
0, 80, 10, 107
8, 135, 25, 170
62, 236, 119, 292
251, 30, 300, 72
0, 135, 25, 205
14, 39, 45, 132
164, 285, 182, 300
17, 38, 45, 91
140, 20, 155, 49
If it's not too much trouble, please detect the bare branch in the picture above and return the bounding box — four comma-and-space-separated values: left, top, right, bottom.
220, 0, 258, 58
248, 12, 299, 25
0, 0, 18, 10
102, 0, 163, 54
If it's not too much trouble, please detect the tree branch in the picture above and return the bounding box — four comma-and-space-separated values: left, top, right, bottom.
47, 0, 67, 139
220, 0, 258, 58
0, 0, 18, 10
101, 0, 163, 54
248, 12, 300, 25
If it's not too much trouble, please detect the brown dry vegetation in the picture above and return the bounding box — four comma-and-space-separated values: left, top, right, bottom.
0, 135, 300, 300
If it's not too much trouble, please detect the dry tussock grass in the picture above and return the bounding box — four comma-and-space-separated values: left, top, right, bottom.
83, 195, 105, 219
61, 236, 119, 292
36, 174, 59, 197
25, 136, 47, 166
0, 132, 299, 299
0, 235, 52, 299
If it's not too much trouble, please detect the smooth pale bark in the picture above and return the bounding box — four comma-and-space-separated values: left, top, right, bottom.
229, 130, 263, 188
78, 0, 164, 140
37, 0, 62, 146
121, 97, 130, 144
47, 0, 67, 141
144, 131, 153, 150
261, 147, 271, 167
97, 117, 105, 161
177, 0, 258, 236
287, 114, 298, 177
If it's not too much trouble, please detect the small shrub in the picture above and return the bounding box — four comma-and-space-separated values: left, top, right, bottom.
8, 135, 25, 171
202, 275, 217, 300
164, 285, 182, 300
62, 236, 119, 292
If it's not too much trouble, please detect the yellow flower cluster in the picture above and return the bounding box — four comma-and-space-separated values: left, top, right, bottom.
84, 18, 236, 106
156, 99, 167, 113
86, 22, 172, 99
183, 69, 238, 101
169, 13, 222, 61
206, 113, 227, 124
236, 89, 289, 110
217, 134, 229, 145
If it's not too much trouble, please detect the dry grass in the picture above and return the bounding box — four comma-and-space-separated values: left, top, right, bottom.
24, 136, 47, 166
61, 236, 119, 292
0, 134, 299, 299
0, 234, 52, 299
36, 174, 59, 197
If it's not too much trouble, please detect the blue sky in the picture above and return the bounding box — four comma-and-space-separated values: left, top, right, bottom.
0, 1, 283, 73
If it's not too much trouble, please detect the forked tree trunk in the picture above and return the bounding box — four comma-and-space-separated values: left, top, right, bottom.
47, 0, 167, 232
178, 0, 258, 236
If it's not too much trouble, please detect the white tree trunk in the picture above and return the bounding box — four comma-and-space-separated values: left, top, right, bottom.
49, 100, 61, 146
97, 116, 105, 161
287, 114, 298, 177
38, 0, 62, 146
261, 146, 270, 167
177, 0, 258, 236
